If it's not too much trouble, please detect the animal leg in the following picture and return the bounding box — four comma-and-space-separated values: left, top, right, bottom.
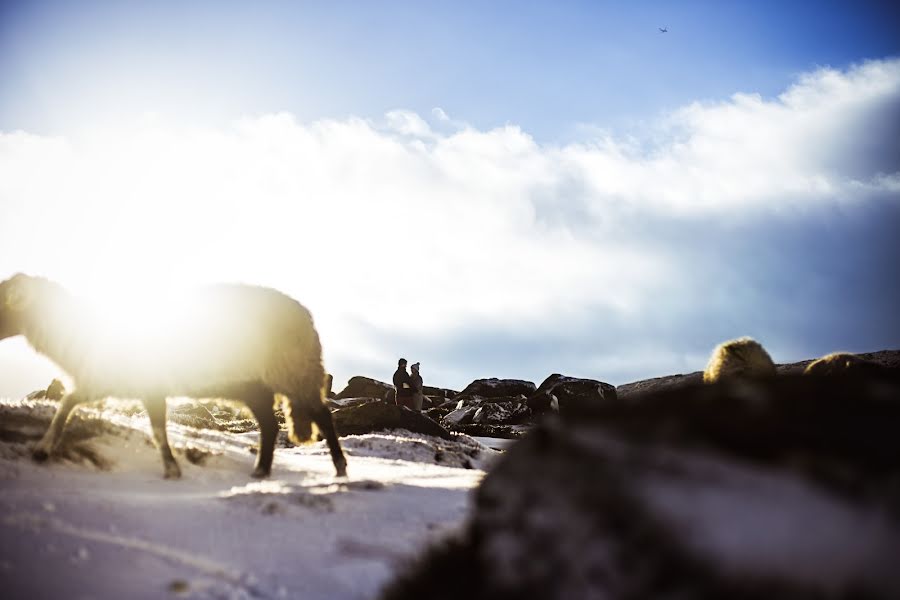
247, 398, 279, 479
310, 402, 348, 477
144, 397, 181, 479
33, 392, 88, 462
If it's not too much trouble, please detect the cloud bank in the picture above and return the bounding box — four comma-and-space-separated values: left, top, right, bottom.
1, 59, 898, 395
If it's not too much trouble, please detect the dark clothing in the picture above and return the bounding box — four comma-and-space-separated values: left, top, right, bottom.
393, 368, 413, 398
396, 395, 417, 410
410, 371, 424, 411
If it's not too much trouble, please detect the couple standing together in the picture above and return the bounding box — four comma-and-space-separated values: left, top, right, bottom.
393, 358, 423, 411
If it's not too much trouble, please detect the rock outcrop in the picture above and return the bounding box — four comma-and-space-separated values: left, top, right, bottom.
455, 378, 537, 400
527, 374, 616, 414
331, 401, 453, 440
335, 376, 395, 401
25, 379, 66, 401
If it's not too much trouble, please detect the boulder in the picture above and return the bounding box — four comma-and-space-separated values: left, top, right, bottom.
327, 396, 380, 410
169, 402, 222, 430
423, 396, 444, 410
381, 372, 900, 600
460, 394, 529, 406
423, 386, 458, 399
448, 423, 531, 440
455, 378, 536, 400
331, 401, 452, 440
615, 371, 703, 399
335, 376, 395, 401
442, 406, 478, 427
472, 403, 531, 425
423, 406, 449, 422
25, 379, 66, 401
528, 374, 616, 414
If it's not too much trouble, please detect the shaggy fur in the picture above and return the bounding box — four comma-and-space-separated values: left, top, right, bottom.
703, 337, 776, 383
0, 273, 347, 479
804, 352, 884, 377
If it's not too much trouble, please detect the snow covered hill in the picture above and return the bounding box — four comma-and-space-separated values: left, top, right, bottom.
0, 398, 498, 600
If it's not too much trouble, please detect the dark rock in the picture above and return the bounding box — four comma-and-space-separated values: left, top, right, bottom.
472, 403, 531, 425
528, 374, 616, 414
442, 406, 478, 427
423, 396, 444, 410
525, 390, 555, 413
46, 379, 65, 400
169, 402, 222, 430
336, 376, 395, 401
448, 423, 530, 440
615, 371, 704, 399
461, 394, 529, 406
25, 379, 66, 401
423, 406, 447, 419
381, 373, 900, 600
332, 401, 453, 440
325, 373, 336, 399
423, 386, 458, 399
455, 378, 536, 401
327, 397, 380, 410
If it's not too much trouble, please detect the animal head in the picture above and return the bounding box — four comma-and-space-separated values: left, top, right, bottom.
804, 352, 884, 377
0, 273, 36, 340
703, 336, 776, 383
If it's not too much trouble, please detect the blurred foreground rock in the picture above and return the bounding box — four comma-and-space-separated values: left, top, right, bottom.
381, 373, 900, 600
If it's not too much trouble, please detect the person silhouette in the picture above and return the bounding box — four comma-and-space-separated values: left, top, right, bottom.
393, 358, 414, 409
410, 362, 424, 411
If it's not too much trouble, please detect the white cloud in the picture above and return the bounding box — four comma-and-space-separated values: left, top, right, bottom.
385, 109, 433, 137
0, 59, 898, 394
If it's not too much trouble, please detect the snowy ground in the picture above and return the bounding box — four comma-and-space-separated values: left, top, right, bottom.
0, 398, 499, 600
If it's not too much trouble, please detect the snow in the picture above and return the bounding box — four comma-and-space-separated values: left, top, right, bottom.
0, 398, 498, 600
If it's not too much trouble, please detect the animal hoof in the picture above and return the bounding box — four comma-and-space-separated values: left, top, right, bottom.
251, 468, 271, 479
164, 466, 182, 480
335, 465, 348, 478
32, 448, 50, 463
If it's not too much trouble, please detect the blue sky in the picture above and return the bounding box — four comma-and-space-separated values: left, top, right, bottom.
0, 1, 899, 396
3, 1, 899, 137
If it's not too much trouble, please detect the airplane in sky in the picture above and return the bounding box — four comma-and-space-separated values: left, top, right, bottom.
659, 27, 668, 33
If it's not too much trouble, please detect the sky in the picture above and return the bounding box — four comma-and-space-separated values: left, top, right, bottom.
1, 0, 899, 397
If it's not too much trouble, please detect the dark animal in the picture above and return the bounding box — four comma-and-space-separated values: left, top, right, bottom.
0, 273, 347, 479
